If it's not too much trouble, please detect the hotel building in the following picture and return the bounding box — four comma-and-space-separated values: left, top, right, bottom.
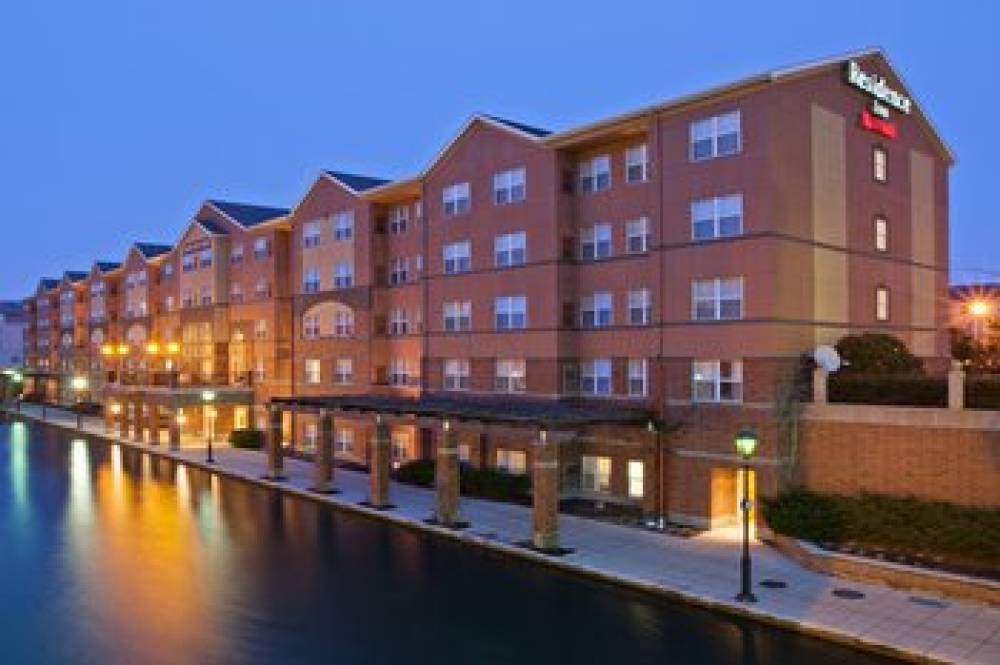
21, 50, 951, 528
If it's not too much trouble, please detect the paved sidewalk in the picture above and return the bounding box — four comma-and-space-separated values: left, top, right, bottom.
8, 403, 1000, 664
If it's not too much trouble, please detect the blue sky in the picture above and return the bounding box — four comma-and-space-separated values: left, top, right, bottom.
0, 1, 996, 299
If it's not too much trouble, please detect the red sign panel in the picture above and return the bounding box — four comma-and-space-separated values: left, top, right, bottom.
859, 110, 897, 139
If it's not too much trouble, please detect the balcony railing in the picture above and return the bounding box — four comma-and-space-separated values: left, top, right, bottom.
109, 370, 249, 389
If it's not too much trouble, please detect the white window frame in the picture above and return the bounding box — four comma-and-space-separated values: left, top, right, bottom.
333, 262, 353, 289
692, 360, 743, 403
443, 182, 471, 216
442, 241, 471, 274
443, 358, 470, 391
333, 211, 354, 241
691, 194, 744, 241
304, 358, 322, 385
494, 231, 526, 268
628, 288, 651, 326
578, 155, 611, 193
689, 110, 741, 161
303, 220, 321, 248
581, 358, 612, 396
388, 205, 409, 234
334, 358, 353, 385
495, 359, 526, 393
626, 217, 649, 254
874, 216, 888, 252
581, 292, 613, 328
625, 144, 648, 183
303, 266, 321, 294
581, 455, 612, 493
876, 285, 890, 321
873, 146, 887, 183
493, 167, 526, 205
627, 460, 644, 498
494, 295, 527, 330
443, 300, 472, 332
692, 278, 744, 321
628, 358, 648, 397
580, 223, 612, 260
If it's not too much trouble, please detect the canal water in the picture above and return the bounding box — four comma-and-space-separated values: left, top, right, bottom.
0, 419, 897, 664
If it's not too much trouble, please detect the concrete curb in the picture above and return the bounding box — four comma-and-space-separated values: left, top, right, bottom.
4, 408, 953, 665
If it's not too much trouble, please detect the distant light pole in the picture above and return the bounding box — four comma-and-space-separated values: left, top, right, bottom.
71, 375, 88, 429
734, 428, 759, 603
202, 390, 216, 464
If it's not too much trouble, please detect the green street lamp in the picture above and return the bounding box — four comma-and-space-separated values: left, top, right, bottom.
71, 375, 89, 429
734, 428, 759, 603
201, 390, 217, 464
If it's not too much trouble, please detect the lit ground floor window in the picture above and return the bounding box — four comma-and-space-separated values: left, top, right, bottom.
496, 448, 527, 474
335, 427, 353, 454
392, 432, 408, 462
458, 443, 471, 463
582, 455, 612, 493
627, 460, 644, 498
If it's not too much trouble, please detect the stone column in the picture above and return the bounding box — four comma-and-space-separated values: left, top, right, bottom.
368, 415, 392, 509
532, 429, 562, 552
265, 405, 285, 480
948, 361, 965, 410
812, 367, 828, 404
434, 421, 461, 526
311, 409, 335, 493
168, 407, 181, 451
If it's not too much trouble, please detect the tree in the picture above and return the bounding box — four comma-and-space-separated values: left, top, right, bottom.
951, 326, 1000, 372
835, 333, 923, 375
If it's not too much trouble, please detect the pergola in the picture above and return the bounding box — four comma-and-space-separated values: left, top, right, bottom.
268, 394, 655, 553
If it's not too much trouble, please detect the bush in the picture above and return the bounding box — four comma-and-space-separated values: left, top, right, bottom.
229, 428, 264, 449
836, 333, 924, 375
394, 459, 531, 503
966, 376, 1000, 410
763, 490, 1000, 568
828, 374, 947, 407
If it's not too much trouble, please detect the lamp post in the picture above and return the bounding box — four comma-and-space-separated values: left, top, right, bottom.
734, 428, 759, 603
70, 375, 88, 429
202, 390, 216, 464
968, 299, 991, 342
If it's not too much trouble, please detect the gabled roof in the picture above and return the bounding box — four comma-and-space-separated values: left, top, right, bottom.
63, 271, 88, 284
195, 219, 229, 236
134, 242, 173, 260
207, 200, 289, 228
95, 261, 121, 273
39, 278, 59, 292
323, 171, 391, 194
484, 114, 551, 138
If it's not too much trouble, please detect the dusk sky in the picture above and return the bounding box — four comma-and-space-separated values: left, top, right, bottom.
1, 1, 996, 299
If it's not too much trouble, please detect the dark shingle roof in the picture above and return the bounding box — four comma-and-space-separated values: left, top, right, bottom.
208, 200, 289, 228
96, 261, 121, 272
196, 219, 229, 236
39, 278, 59, 291
484, 114, 552, 138
324, 171, 391, 193
135, 243, 172, 259
64, 271, 88, 283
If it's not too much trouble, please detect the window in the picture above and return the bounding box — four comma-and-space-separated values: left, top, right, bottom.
625, 144, 649, 183
628, 359, 648, 397
334, 358, 353, 385
389, 257, 409, 285
333, 211, 354, 240
182, 254, 196, 273
581, 359, 612, 396
304, 423, 318, 453
874, 216, 888, 252
581, 292, 613, 328
389, 308, 409, 336
230, 282, 244, 304
873, 146, 887, 182
692, 194, 743, 240
389, 206, 408, 234
303, 267, 321, 294
578, 155, 611, 193
443, 182, 471, 216
391, 432, 408, 463
443, 359, 470, 391
255, 278, 271, 299
162, 263, 174, 278
493, 167, 526, 205
496, 449, 527, 474
388, 358, 410, 386
254, 358, 266, 382
335, 428, 353, 454
494, 295, 526, 330
627, 460, 644, 498
254, 319, 267, 340
199, 248, 213, 268
458, 444, 471, 463
333, 262, 353, 289
253, 237, 270, 259
582, 456, 612, 493
443, 300, 472, 332
303, 313, 320, 339
182, 289, 194, 308
200, 286, 212, 306
303, 221, 321, 248
692, 278, 743, 320
305, 358, 321, 384
334, 310, 354, 337
230, 245, 244, 264
876, 285, 890, 321
690, 110, 741, 161
443, 241, 471, 274
495, 359, 526, 393
626, 217, 649, 254
628, 288, 651, 325
693, 360, 743, 403
580, 223, 612, 260
494, 231, 526, 267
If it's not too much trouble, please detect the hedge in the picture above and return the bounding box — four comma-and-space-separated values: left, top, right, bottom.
763, 490, 1000, 569
394, 459, 531, 503
229, 428, 264, 449
966, 376, 1000, 410
828, 374, 947, 407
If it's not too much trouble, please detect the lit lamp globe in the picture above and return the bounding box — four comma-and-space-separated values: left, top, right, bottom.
733, 428, 759, 459
71, 376, 89, 393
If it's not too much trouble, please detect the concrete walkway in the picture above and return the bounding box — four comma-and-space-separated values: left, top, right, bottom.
7, 402, 1000, 664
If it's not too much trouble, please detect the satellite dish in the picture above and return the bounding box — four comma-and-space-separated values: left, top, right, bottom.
814, 345, 842, 373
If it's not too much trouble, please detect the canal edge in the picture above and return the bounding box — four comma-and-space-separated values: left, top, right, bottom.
3, 409, 949, 665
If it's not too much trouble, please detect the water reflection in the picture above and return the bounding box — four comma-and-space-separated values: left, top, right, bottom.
0, 421, 898, 665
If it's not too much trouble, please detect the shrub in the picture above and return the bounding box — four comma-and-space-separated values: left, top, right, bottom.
966, 376, 1000, 410
229, 428, 264, 449
828, 374, 947, 407
836, 333, 923, 375
394, 459, 531, 503
763, 490, 1000, 568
